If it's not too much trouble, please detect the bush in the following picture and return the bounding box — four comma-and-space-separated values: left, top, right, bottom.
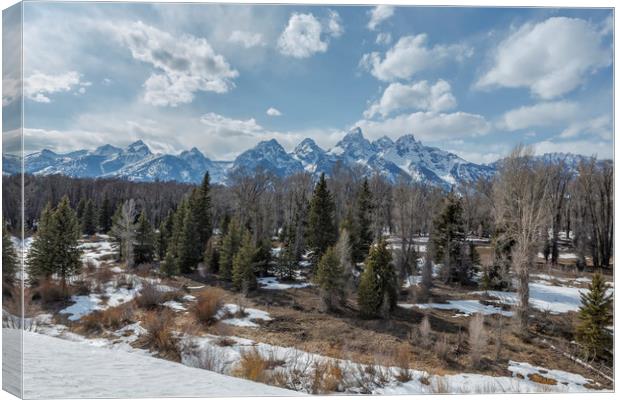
35, 280, 70, 304
391, 343, 413, 382
135, 283, 165, 309
79, 305, 134, 333
234, 348, 269, 382
434, 334, 451, 364
182, 339, 227, 374
142, 310, 178, 360
311, 360, 345, 394
193, 288, 225, 325
418, 315, 432, 348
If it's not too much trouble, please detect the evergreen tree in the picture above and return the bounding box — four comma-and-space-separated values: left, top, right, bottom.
232, 231, 257, 292
76, 198, 87, 223
98, 197, 114, 233
27, 203, 56, 282
203, 235, 220, 273
49, 197, 82, 292
357, 240, 397, 318
81, 199, 97, 236
275, 248, 298, 281
161, 250, 179, 277
254, 238, 272, 277
194, 172, 213, 246
315, 246, 345, 311
431, 193, 470, 284
576, 273, 613, 360
352, 179, 374, 263
307, 173, 338, 267
219, 217, 243, 280
175, 197, 202, 273
2, 222, 18, 283
157, 210, 175, 261
134, 210, 156, 265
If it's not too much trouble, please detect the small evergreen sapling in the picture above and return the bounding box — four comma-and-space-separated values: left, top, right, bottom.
576, 273, 613, 360
315, 246, 345, 311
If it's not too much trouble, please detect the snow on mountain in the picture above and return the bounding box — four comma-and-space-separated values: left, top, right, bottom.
4, 128, 605, 188
231, 139, 303, 178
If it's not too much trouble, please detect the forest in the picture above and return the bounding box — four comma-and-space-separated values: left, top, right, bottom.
2, 145, 614, 394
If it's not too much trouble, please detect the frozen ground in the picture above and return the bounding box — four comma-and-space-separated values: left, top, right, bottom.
11, 329, 296, 398
258, 276, 312, 290
217, 303, 272, 327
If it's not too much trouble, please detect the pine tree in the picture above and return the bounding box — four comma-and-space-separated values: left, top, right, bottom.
357, 240, 397, 318
352, 179, 374, 263
98, 197, 114, 233
194, 172, 213, 246
134, 210, 156, 265
49, 197, 82, 292
27, 203, 56, 282
76, 198, 87, 223
157, 210, 175, 261
315, 246, 345, 311
203, 236, 220, 273
175, 197, 202, 273
219, 217, 243, 280
307, 173, 338, 267
576, 273, 613, 360
2, 222, 18, 283
431, 193, 469, 284
254, 238, 272, 277
161, 250, 179, 277
232, 231, 257, 293
81, 199, 97, 236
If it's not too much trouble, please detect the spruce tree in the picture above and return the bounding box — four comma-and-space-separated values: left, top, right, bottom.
431, 193, 469, 284
576, 273, 613, 360
315, 246, 345, 311
194, 172, 213, 245
254, 238, 272, 277
49, 196, 82, 292
175, 197, 202, 273
134, 210, 156, 265
98, 197, 114, 233
2, 222, 18, 283
76, 198, 87, 223
219, 217, 243, 280
27, 203, 57, 283
161, 250, 179, 277
357, 240, 397, 318
232, 231, 257, 292
157, 210, 174, 261
81, 199, 97, 236
352, 179, 374, 263
307, 173, 338, 267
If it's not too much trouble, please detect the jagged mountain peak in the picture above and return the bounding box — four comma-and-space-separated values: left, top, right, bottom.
126, 140, 151, 155
372, 135, 394, 151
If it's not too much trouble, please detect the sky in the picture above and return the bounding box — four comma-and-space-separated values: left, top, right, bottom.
2, 3, 614, 163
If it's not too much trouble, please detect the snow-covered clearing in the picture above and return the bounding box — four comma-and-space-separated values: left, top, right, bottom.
400, 300, 513, 317
79, 236, 116, 267
478, 282, 601, 314
217, 304, 272, 327
11, 330, 296, 398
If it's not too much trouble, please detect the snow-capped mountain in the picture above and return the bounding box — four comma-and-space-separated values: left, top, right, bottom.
3, 127, 604, 188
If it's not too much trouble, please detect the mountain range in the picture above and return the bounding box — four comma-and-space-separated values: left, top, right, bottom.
2, 127, 596, 189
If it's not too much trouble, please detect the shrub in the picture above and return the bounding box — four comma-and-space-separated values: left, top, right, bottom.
234, 348, 269, 382
434, 334, 451, 364
419, 315, 432, 348
311, 360, 345, 394
35, 280, 70, 304
79, 305, 134, 333
135, 283, 165, 309
391, 343, 413, 382
469, 313, 487, 368
193, 288, 225, 325
142, 310, 178, 359
182, 339, 227, 374
94, 267, 115, 286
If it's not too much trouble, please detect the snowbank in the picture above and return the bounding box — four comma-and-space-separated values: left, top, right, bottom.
400, 300, 513, 317
13, 330, 296, 398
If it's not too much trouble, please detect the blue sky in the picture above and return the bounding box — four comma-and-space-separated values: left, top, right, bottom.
3, 3, 613, 163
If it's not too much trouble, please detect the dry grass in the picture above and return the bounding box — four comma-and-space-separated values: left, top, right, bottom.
94, 268, 115, 286
418, 315, 432, 348
431, 376, 450, 393
310, 360, 345, 393
192, 288, 225, 325
182, 339, 227, 374
135, 283, 166, 310
141, 310, 179, 360
79, 304, 134, 333
527, 373, 558, 386
390, 343, 413, 382
35, 280, 70, 304
469, 313, 487, 368
234, 347, 269, 382
434, 334, 451, 364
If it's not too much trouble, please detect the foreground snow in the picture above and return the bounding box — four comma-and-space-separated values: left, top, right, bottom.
11, 330, 296, 398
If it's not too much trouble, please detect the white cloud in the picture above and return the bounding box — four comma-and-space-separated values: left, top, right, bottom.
277, 12, 341, 58
266, 107, 282, 117
365, 80, 456, 118
560, 115, 611, 140
360, 34, 472, 82
200, 113, 263, 136
367, 5, 394, 31
228, 30, 266, 48
23, 71, 90, 103
476, 17, 611, 99
356, 111, 491, 142
376, 32, 392, 45
325, 10, 344, 38
113, 21, 238, 107
534, 139, 612, 159
499, 101, 579, 131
